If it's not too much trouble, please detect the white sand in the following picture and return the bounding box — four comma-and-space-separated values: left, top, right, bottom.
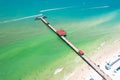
65, 39, 120, 80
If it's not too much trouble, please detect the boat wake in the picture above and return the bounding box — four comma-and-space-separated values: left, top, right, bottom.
88, 6, 110, 10
40, 5, 110, 13
40, 6, 77, 12
0, 5, 110, 24
0, 14, 42, 24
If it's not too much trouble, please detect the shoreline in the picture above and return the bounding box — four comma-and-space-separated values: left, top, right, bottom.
66, 38, 120, 80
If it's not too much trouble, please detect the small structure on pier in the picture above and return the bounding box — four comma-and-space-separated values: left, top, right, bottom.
78, 50, 84, 55
56, 29, 66, 36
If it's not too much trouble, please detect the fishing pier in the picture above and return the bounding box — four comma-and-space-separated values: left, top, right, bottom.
36, 16, 112, 80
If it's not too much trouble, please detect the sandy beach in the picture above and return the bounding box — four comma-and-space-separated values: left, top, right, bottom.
65, 38, 120, 80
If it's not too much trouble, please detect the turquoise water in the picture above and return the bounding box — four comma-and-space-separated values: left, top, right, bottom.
0, 0, 119, 20
0, 0, 120, 80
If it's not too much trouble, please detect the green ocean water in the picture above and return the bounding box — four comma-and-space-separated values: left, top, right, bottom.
0, 0, 120, 80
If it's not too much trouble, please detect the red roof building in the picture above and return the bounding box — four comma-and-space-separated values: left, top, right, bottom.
78, 50, 84, 55
56, 29, 66, 36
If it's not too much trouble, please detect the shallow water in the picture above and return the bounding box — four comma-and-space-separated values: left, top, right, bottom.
0, 0, 120, 80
